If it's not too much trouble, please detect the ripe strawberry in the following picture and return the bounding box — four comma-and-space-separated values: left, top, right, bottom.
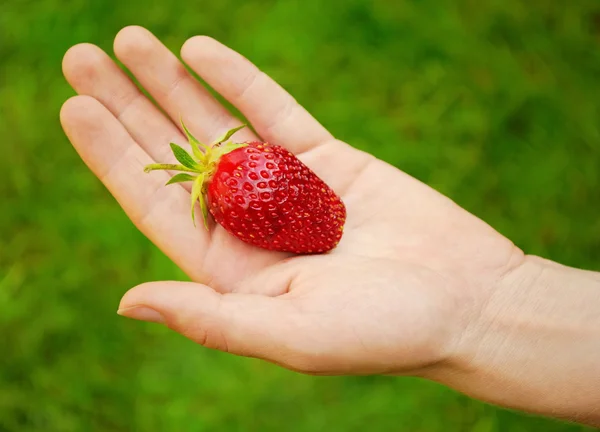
144, 121, 346, 254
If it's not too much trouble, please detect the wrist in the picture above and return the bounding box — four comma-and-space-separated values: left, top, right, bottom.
429, 255, 600, 426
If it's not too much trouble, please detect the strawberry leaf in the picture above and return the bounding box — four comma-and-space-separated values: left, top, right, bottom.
198, 186, 209, 230
165, 173, 195, 185
215, 124, 246, 144
180, 118, 208, 158
190, 141, 205, 161
191, 174, 208, 229
170, 143, 197, 169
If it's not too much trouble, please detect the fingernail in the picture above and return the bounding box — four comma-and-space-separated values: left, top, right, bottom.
117, 306, 165, 324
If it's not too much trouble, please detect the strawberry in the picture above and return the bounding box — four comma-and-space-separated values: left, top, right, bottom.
144, 121, 346, 254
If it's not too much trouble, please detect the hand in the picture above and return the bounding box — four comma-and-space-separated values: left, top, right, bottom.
60, 26, 523, 376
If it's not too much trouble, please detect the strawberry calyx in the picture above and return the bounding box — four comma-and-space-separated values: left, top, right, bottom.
143, 119, 248, 229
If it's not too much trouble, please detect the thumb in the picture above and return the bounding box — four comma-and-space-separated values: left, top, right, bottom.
117, 281, 296, 362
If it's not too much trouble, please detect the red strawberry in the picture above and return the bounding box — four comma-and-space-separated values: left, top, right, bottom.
144, 121, 346, 254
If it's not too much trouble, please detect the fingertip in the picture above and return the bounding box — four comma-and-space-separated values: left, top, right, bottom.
62, 43, 107, 86
180, 35, 220, 61
114, 25, 156, 60
59, 96, 80, 125
117, 305, 166, 324
118, 280, 167, 310
59, 95, 102, 129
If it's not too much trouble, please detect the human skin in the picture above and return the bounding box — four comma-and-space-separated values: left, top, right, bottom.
59, 26, 600, 427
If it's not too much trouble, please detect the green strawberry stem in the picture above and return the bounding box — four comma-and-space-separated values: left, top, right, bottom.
143, 121, 248, 229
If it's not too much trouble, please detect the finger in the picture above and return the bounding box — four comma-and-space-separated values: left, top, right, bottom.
118, 281, 312, 369
180, 36, 335, 155
113, 26, 257, 146
59, 95, 210, 281
62, 43, 185, 166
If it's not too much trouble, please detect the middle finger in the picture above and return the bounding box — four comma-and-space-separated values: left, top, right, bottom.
113, 26, 257, 145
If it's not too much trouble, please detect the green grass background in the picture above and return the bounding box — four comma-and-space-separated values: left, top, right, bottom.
2, 0, 600, 430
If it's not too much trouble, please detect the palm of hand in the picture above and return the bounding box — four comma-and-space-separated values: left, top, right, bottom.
61, 27, 522, 375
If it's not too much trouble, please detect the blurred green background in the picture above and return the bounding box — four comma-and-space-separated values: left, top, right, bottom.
1, 0, 599, 430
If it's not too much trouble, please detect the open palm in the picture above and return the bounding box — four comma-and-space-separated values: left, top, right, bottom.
61, 26, 523, 375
